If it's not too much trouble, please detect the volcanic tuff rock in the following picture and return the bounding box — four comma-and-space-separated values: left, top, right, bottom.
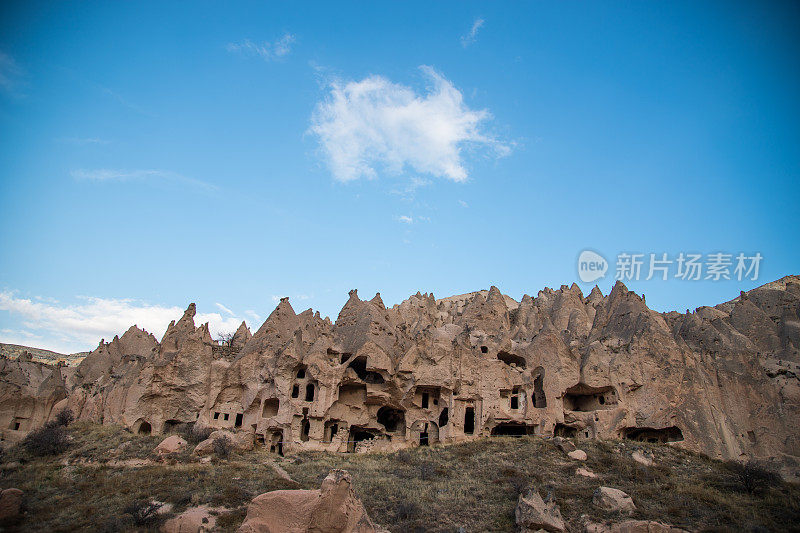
1, 276, 799, 479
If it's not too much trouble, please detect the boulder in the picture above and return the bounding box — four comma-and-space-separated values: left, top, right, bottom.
515, 489, 565, 533
155, 435, 188, 455
576, 468, 597, 478
0, 488, 24, 520
162, 505, 222, 533
567, 449, 587, 461
553, 437, 576, 454
237, 469, 384, 533
631, 451, 653, 467
193, 430, 253, 456
593, 487, 635, 513
584, 520, 688, 533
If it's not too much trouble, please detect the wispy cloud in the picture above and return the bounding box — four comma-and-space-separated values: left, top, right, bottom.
309, 66, 510, 183
71, 168, 217, 193
227, 33, 295, 61
215, 303, 235, 316
397, 215, 414, 224
461, 18, 485, 48
458, 199, 469, 208
0, 291, 248, 353
0, 51, 25, 96
57, 137, 110, 146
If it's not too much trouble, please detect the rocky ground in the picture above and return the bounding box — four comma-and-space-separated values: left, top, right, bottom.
0, 421, 798, 532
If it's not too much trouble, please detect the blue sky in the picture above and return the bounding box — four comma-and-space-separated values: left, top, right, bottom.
1, 1, 798, 353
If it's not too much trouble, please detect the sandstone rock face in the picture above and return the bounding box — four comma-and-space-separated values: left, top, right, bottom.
0, 276, 798, 477
237, 469, 381, 533
0, 488, 24, 520
515, 489, 565, 532
593, 487, 636, 513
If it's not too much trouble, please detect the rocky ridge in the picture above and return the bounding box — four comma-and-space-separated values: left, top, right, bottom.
1, 276, 798, 479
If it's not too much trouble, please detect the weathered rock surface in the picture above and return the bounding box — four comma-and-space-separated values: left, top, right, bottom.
515, 489, 565, 532
155, 435, 188, 455
0, 488, 24, 520
567, 449, 588, 461
0, 276, 798, 478
593, 487, 636, 513
237, 469, 382, 533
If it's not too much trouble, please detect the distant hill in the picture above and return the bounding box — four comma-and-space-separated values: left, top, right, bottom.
0, 343, 88, 366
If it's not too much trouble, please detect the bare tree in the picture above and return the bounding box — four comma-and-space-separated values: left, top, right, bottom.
216, 332, 235, 347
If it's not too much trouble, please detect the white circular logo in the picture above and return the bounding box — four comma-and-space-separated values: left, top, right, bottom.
577, 250, 608, 283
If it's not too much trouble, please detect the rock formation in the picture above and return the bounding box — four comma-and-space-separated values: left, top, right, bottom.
0, 276, 798, 479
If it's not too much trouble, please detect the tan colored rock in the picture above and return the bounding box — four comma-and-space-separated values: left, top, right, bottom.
553, 437, 577, 454
161, 505, 222, 533
584, 520, 688, 533
593, 487, 636, 513
193, 430, 253, 456
0, 488, 24, 520
576, 467, 597, 478
567, 449, 587, 461
1, 276, 799, 480
155, 435, 188, 455
237, 469, 382, 533
631, 450, 653, 467
515, 489, 565, 532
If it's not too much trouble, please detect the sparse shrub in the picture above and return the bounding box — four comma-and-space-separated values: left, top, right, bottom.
22, 421, 69, 456
396, 449, 412, 464
123, 500, 162, 526
726, 460, 780, 495
418, 461, 436, 480
213, 435, 232, 459
183, 423, 213, 444
54, 408, 74, 427
394, 501, 420, 521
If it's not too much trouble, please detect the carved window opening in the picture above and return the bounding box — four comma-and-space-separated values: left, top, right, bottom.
262, 398, 279, 418
305, 383, 315, 402
422, 392, 429, 409
291, 384, 299, 398
235, 413, 243, 428
213, 412, 220, 420
301, 419, 310, 441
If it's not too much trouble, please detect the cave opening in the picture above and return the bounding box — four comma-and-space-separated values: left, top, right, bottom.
622, 426, 684, 443
377, 406, 405, 433
137, 421, 152, 435
497, 351, 526, 369
562, 384, 617, 411
491, 422, 534, 436
464, 407, 475, 435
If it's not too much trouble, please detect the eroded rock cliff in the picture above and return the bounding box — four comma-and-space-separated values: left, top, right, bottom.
1, 277, 798, 479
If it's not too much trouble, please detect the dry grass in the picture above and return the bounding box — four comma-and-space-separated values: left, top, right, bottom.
0, 423, 798, 532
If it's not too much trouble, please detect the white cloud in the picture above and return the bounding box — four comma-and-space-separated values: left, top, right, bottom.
215, 303, 235, 316
458, 199, 469, 208
309, 66, 509, 183
461, 18, 485, 48
244, 310, 261, 322
227, 33, 295, 61
71, 168, 217, 193
0, 290, 251, 353
397, 215, 414, 224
